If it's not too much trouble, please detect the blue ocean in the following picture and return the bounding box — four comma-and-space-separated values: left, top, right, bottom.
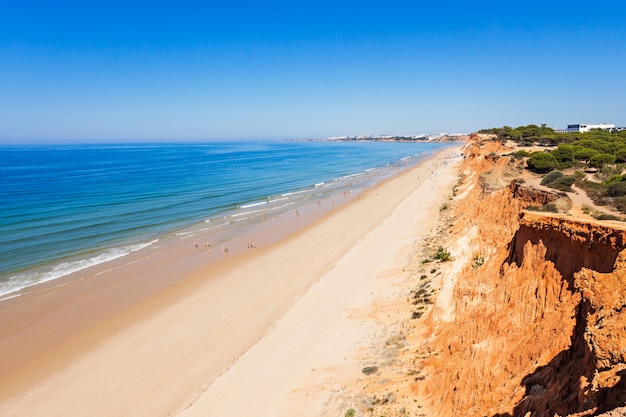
0, 140, 451, 298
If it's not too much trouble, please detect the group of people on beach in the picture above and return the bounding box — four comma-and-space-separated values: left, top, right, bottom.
194, 241, 256, 252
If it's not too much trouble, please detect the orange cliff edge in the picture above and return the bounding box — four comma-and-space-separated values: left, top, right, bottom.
359, 135, 626, 417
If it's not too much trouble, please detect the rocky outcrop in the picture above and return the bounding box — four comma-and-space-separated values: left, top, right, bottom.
509, 180, 561, 207
511, 213, 624, 284
418, 140, 626, 417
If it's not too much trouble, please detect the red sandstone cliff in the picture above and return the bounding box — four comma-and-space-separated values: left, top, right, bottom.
418, 138, 626, 416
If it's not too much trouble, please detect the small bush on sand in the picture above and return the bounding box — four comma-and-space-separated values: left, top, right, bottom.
594, 213, 621, 221
434, 247, 452, 262
362, 366, 378, 375
543, 203, 559, 213
471, 255, 484, 269
526, 203, 558, 213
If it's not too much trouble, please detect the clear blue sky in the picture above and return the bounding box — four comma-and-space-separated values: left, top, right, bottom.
1, 1, 625, 142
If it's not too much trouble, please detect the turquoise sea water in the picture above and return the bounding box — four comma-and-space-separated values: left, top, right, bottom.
0, 140, 451, 297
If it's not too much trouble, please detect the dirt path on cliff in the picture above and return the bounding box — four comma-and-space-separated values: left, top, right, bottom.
523, 174, 623, 221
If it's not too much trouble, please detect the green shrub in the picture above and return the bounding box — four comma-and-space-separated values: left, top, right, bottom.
573, 170, 587, 180
546, 176, 576, 191
471, 255, 484, 269
526, 203, 558, 213
345, 409, 356, 417
555, 176, 575, 186
434, 247, 452, 262
605, 174, 625, 185
598, 165, 625, 182
362, 366, 378, 375
543, 203, 559, 213
594, 213, 620, 221
540, 171, 564, 185
527, 152, 557, 173
613, 196, 626, 213
590, 153, 617, 168
575, 147, 600, 163
510, 150, 531, 158
608, 182, 626, 197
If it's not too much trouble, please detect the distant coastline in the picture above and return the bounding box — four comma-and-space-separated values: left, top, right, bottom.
293, 133, 469, 143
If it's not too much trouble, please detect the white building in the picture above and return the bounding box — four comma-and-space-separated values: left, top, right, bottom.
566, 123, 615, 133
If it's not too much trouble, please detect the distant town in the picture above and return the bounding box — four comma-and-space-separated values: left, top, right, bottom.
296, 133, 469, 142
297, 123, 626, 143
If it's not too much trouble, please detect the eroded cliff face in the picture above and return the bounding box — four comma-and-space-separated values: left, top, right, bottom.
419, 139, 626, 417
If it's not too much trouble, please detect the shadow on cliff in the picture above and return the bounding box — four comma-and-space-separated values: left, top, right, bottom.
492, 350, 626, 417
490, 223, 626, 417
491, 309, 626, 416
507, 223, 619, 287
491, 303, 594, 417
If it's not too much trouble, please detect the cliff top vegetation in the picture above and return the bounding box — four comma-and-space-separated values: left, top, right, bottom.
479, 124, 626, 218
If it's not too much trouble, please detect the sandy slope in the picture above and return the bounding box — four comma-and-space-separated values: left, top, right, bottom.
0, 146, 463, 417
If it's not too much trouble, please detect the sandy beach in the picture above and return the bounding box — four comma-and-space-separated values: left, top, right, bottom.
0, 146, 463, 417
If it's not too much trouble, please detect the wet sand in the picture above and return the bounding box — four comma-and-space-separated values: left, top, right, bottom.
0, 145, 463, 417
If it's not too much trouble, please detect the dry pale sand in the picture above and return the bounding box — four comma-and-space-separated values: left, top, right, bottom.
0, 146, 463, 417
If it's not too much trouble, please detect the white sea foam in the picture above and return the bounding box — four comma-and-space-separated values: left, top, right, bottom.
0, 292, 22, 302
230, 208, 268, 218
176, 231, 195, 236
239, 201, 267, 209
0, 240, 158, 298
282, 188, 311, 197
